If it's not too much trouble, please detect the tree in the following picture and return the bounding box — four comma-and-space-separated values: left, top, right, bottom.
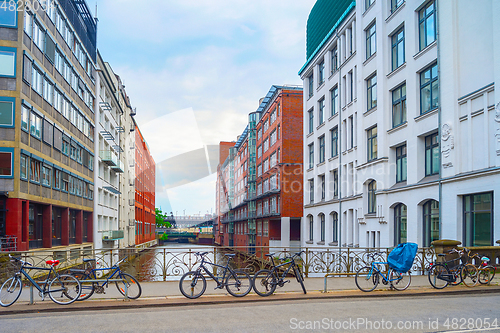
155, 208, 172, 228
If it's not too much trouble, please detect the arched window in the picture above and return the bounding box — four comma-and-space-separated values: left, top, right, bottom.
308, 215, 314, 241
423, 200, 439, 247
332, 212, 338, 243
394, 203, 407, 245
368, 180, 376, 213
319, 214, 325, 242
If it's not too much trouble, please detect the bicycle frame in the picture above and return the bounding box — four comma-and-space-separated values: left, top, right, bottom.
80, 266, 123, 287
367, 261, 400, 283
195, 256, 233, 286
17, 265, 62, 295
271, 258, 298, 281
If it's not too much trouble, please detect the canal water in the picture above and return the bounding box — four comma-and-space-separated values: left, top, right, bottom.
126, 243, 217, 281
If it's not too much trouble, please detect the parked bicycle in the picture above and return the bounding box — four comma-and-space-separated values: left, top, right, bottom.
179, 252, 252, 299
428, 248, 478, 289
471, 254, 496, 285
69, 256, 141, 300
252, 251, 306, 296
0, 254, 81, 307
355, 252, 411, 292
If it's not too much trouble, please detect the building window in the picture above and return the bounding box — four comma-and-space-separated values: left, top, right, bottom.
332, 169, 338, 198
0, 46, 16, 77
320, 214, 325, 242
62, 139, 69, 156
463, 192, 493, 247
318, 135, 325, 163
365, 0, 374, 10
308, 143, 314, 169
320, 174, 325, 201
309, 179, 314, 203
0, 0, 18, 27
366, 22, 376, 59
331, 86, 338, 116
332, 212, 338, 242
391, 0, 404, 13
331, 47, 338, 73
309, 215, 313, 241
367, 180, 376, 214
367, 126, 377, 162
308, 73, 314, 98
33, 21, 44, 50
24, 10, 32, 36
394, 203, 407, 245
53, 168, 61, 189
392, 84, 406, 128
330, 127, 338, 157
308, 108, 314, 134
21, 104, 29, 131
318, 98, 325, 125
0, 97, 14, 127
420, 63, 438, 114
0, 150, 12, 177
391, 27, 404, 71
32, 66, 43, 95
425, 132, 439, 176
42, 165, 51, 186
396, 144, 407, 183
318, 61, 325, 86
367, 74, 377, 110
20, 155, 28, 179
423, 200, 439, 247
30, 112, 42, 139
419, 1, 436, 51
30, 158, 41, 183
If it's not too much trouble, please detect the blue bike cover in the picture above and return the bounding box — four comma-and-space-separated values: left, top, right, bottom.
387, 242, 418, 273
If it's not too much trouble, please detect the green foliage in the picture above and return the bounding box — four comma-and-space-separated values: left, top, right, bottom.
160, 233, 168, 241
155, 208, 172, 228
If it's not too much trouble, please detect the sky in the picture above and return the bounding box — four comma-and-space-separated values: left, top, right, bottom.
90, 0, 316, 217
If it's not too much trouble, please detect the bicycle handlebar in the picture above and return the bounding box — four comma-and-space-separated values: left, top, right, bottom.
115, 255, 129, 266
9, 254, 31, 266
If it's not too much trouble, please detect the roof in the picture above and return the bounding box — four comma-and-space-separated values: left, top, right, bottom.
298, 0, 355, 76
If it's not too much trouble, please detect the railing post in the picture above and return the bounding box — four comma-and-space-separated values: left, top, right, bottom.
347, 248, 350, 274
188, 248, 192, 271
29, 284, 34, 305
305, 248, 309, 278
163, 248, 167, 281
213, 247, 217, 277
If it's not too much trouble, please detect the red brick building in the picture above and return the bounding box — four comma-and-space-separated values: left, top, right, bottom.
134, 122, 156, 246
216, 85, 303, 253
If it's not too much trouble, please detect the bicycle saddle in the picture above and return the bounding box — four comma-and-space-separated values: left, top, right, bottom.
46, 260, 60, 266
225, 254, 236, 257
83, 258, 96, 262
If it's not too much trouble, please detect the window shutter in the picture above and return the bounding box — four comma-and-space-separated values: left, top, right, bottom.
45, 35, 56, 64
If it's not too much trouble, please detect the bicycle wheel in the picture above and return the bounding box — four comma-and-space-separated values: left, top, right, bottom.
71, 272, 95, 301
48, 274, 81, 305
252, 269, 277, 296
355, 266, 379, 292
115, 273, 142, 299
179, 271, 206, 299
0, 276, 22, 307
294, 266, 307, 294
428, 264, 449, 289
461, 264, 478, 287
390, 270, 411, 291
478, 266, 496, 285
225, 270, 252, 297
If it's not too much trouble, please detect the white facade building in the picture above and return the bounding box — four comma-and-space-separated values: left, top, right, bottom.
299, 0, 499, 249
94, 53, 135, 249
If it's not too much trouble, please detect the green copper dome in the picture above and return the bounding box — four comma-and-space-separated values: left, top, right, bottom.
300, 0, 355, 75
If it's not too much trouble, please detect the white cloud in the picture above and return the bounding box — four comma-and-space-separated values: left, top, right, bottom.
93, 0, 316, 215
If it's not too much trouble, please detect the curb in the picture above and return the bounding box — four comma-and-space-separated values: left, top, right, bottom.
2, 285, 500, 316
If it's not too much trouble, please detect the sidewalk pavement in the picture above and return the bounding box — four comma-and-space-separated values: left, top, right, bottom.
2, 275, 499, 316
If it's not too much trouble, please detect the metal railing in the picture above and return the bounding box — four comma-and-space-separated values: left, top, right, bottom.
1, 246, 438, 283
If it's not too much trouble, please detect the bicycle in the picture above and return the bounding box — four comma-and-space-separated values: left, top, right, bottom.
179, 252, 252, 299
252, 251, 306, 296
355, 252, 411, 292
0, 254, 81, 307
428, 248, 478, 289
472, 254, 496, 285
69, 256, 142, 300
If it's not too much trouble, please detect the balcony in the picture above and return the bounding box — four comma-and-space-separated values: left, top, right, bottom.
100, 150, 118, 167
111, 160, 124, 173
102, 230, 124, 241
